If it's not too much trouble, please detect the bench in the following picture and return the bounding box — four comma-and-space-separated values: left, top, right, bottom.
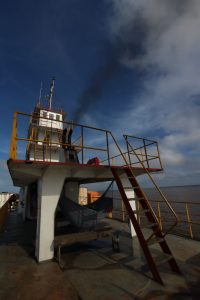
54, 227, 119, 268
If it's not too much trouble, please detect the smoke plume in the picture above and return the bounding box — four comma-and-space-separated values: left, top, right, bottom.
73, 56, 118, 122
73, 12, 149, 122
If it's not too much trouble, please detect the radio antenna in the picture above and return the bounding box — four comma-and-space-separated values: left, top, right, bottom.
38, 81, 43, 106
49, 77, 55, 110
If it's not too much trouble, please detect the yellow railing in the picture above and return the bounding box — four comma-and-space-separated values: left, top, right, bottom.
113, 198, 200, 240
9, 112, 17, 159
123, 135, 179, 238
9, 112, 112, 163
151, 200, 200, 240
9, 112, 163, 171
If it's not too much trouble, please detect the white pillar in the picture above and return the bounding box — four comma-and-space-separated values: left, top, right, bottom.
123, 177, 137, 238
129, 200, 136, 237
35, 167, 66, 262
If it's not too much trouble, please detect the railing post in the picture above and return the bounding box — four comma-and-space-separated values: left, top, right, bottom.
157, 202, 163, 231
185, 203, 193, 239
125, 135, 131, 166
121, 199, 125, 222
156, 142, 163, 169
81, 126, 84, 164
106, 131, 110, 166
10, 112, 17, 159
136, 200, 141, 225
143, 139, 149, 168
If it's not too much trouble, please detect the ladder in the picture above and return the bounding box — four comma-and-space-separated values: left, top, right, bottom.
111, 167, 181, 284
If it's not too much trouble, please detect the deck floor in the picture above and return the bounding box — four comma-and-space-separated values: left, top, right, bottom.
0, 210, 200, 300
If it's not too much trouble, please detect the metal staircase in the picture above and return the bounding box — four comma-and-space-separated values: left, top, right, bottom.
111, 167, 181, 284
105, 133, 182, 284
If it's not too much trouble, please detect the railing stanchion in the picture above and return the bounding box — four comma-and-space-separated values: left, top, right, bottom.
185, 203, 193, 239
121, 199, 125, 222
81, 126, 84, 164
157, 202, 162, 231
10, 112, 18, 159
156, 142, 163, 170
106, 131, 110, 166
143, 139, 149, 168
125, 135, 131, 166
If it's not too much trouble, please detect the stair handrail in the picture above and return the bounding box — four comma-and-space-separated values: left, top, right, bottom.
124, 135, 179, 237
107, 131, 161, 230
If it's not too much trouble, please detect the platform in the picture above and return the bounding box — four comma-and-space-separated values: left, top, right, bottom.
7, 159, 162, 187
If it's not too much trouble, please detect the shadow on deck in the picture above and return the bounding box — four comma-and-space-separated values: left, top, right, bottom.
0, 211, 200, 300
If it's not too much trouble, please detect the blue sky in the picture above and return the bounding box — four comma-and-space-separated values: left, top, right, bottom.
1, 0, 200, 191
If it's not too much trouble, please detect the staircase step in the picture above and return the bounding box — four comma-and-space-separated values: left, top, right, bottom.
128, 197, 144, 201
132, 209, 150, 214
140, 222, 158, 229
123, 187, 140, 191
147, 236, 165, 246
154, 253, 173, 266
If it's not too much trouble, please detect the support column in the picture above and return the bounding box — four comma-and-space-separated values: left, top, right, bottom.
35, 167, 66, 262
123, 179, 136, 238
129, 200, 136, 237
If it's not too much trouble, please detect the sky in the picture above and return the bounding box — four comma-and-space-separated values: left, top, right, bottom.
1, 0, 200, 192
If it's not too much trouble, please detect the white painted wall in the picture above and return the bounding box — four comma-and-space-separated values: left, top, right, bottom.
39, 110, 63, 130
0, 193, 13, 208
35, 167, 67, 262
121, 177, 137, 237
29, 147, 61, 162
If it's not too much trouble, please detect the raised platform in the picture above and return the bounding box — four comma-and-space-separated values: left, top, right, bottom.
7, 159, 163, 187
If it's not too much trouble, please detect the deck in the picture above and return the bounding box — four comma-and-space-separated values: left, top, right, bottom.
0, 210, 200, 300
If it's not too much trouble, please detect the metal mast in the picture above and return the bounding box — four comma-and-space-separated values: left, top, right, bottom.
49, 77, 55, 110
38, 81, 43, 106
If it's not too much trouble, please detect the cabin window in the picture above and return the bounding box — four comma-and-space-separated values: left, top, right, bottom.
43, 111, 47, 118
32, 118, 37, 125
49, 113, 54, 120
56, 114, 60, 121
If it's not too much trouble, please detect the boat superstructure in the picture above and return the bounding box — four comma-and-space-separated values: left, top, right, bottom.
7, 79, 182, 284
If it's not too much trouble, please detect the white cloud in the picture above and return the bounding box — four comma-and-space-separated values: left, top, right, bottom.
104, 0, 200, 185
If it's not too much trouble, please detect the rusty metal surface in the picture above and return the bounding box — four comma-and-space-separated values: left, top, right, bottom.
0, 211, 200, 300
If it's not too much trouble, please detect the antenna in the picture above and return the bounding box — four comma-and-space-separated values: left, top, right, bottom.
49, 77, 55, 110
38, 81, 43, 106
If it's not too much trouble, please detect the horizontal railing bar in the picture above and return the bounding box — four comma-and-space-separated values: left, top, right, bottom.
100, 150, 130, 163
16, 111, 110, 133
149, 199, 200, 205
16, 137, 107, 152
129, 152, 159, 159
124, 134, 157, 144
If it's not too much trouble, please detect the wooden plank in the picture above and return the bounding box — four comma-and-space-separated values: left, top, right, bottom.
54, 227, 113, 247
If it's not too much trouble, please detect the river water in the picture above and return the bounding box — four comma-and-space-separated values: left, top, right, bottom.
110, 185, 200, 240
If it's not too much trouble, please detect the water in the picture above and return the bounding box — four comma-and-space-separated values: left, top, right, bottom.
109, 185, 200, 240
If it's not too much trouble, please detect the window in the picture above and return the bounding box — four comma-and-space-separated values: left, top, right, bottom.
43, 111, 47, 118
56, 114, 60, 121
49, 113, 54, 120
